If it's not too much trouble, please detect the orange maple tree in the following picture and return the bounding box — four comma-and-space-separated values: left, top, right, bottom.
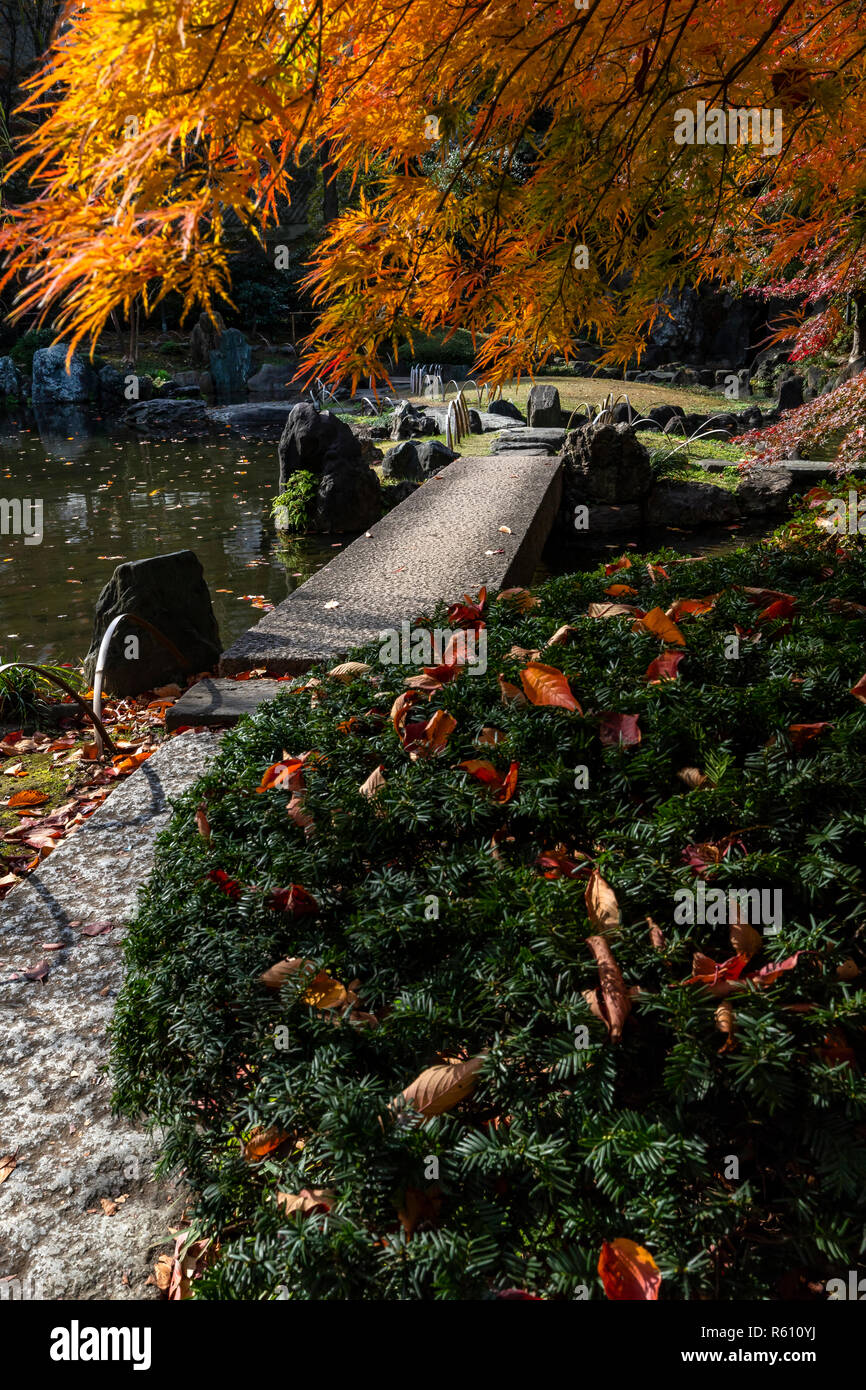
1, 0, 866, 391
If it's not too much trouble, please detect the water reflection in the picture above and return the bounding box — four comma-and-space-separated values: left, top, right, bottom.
0, 411, 346, 665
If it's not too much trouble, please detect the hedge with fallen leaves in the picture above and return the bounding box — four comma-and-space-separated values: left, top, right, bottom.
113, 504, 866, 1300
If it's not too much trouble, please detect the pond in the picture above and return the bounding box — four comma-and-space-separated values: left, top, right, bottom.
0, 410, 344, 666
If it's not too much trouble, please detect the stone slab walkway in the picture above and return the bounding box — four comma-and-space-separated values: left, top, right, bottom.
166, 677, 287, 731
219, 452, 563, 675
696, 458, 850, 482
0, 731, 220, 1301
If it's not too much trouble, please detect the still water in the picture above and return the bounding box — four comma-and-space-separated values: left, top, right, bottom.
0, 411, 342, 666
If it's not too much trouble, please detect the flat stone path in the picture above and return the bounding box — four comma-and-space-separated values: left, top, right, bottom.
696, 458, 849, 482
219, 452, 563, 676
0, 731, 220, 1300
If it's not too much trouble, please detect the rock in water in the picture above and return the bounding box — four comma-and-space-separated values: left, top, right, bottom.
207, 328, 252, 397
32, 345, 99, 404
83, 552, 221, 697
527, 383, 562, 427
278, 404, 361, 486
562, 423, 653, 504
0, 356, 22, 401
645, 480, 739, 526
277, 404, 382, 532
314, 460, 382, 533
124, 398, 213, 438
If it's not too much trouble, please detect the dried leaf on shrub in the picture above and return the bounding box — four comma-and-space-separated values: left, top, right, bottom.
729, 919, 762, 960
677, 766, 707, 789
399, 1185, 443, 1236
634, 606, 686, 646
647, 917, 666, 952
359, 764, 387, 798
286, 793, 313, 828
458, 758, 519, 803
544, 624, 578, 647
302, 971, 350, 1010
0, 1154, 16, 1185
327, 661, 371, 683
585, 935, 630, 1040
477, 725, 506, 746
598, 712, 641, 747
537, 849, 589, 880
398, 1055, 483, 1118
666, 596, 715, 621
585, 869, 621, 935
588, 601, 640, 619
683, 951, 749, 997
498, 674, 528, 706
195, 803, 211, 841
598, 1239, 661, 1300
413, 709, 457, 758
260, 956, 316, 989
645, 652, 684, 682
276, 1188, 334, 1217
266, 884, 318, 915
497, 587, 539, 611
520, 661, 582, 711
715, 1000, 736, 1051
243, 1127, 293, 1162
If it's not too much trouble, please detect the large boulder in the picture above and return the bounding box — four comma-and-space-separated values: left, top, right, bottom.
83, 551, 221, 697
777, 375, 805, 412
247, 363, 293, 395
562, 423, 653, 504
487, 398, 526, 423
736, 466, 793, 515
0, 356, 22, 401
416, 440, 458, 474
646, 480, 739, 526
97, 363, 126, 409
207, 328, 252, 397
124, 398, 213, 437
527, 383, 561, 427
277, 404, 382, 532
278, 404, 362, 488
390, 399, 436, 439
32, 345, 99, 405
647, 404, 683, 430
381, 441, 425, 481
189, 311, 226, 369
313, 459, 382, 533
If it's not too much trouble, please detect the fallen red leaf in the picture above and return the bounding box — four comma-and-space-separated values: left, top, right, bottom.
598, 1239, 661, 1300
645, 652, 684, 682
598, 713, 641, 747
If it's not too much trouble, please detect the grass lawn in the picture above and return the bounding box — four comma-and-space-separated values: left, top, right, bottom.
409, 375, 772, 416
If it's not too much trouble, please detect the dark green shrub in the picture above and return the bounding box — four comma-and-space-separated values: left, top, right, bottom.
113, 510, 866, 1301
9, 327, 54, 374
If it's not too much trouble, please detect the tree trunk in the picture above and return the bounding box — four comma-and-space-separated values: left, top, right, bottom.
320, 141, 339, 225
